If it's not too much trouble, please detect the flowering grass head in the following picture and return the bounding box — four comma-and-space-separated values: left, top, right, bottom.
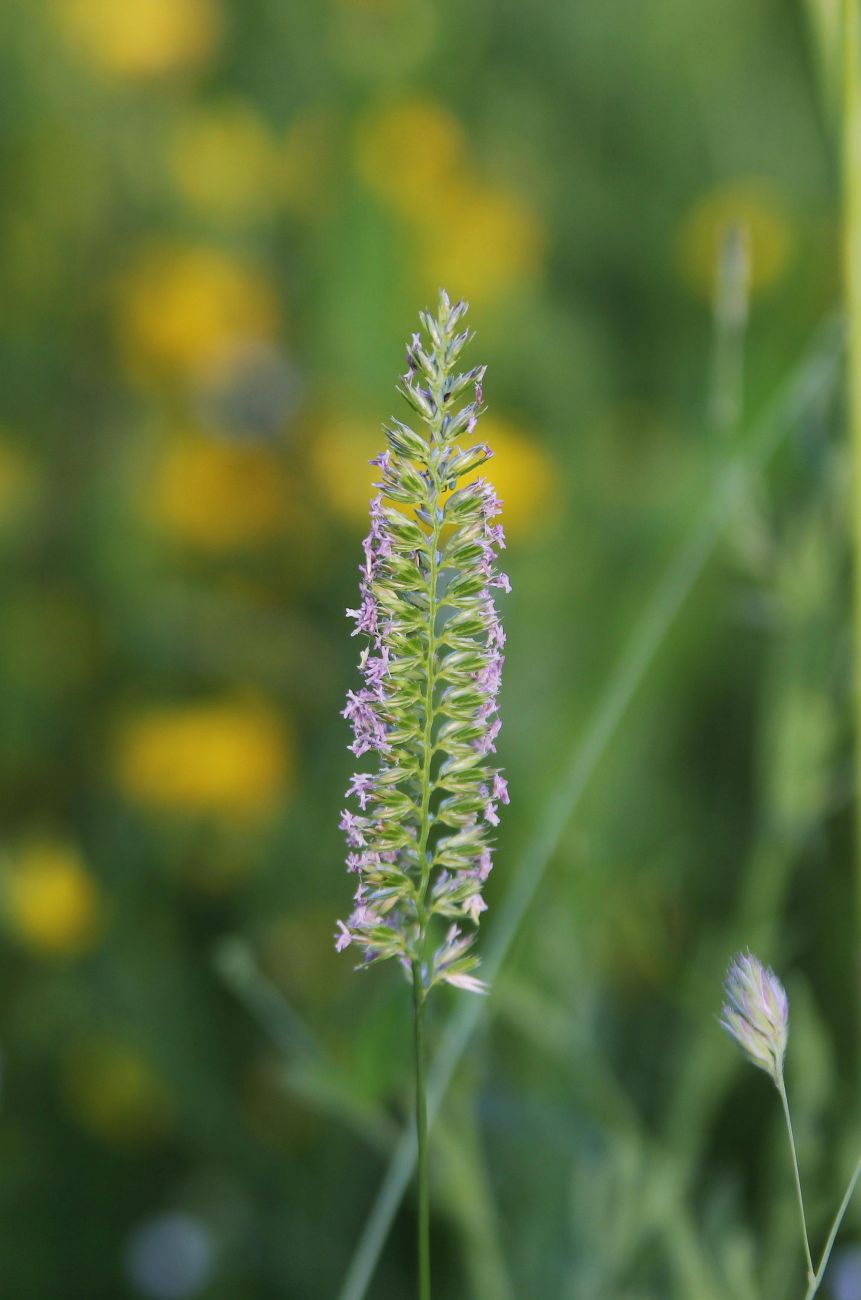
721, 950, 788, 1085
335, 290, 509, 996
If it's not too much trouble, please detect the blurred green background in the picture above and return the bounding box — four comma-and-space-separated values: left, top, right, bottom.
0, 0, 858, 1297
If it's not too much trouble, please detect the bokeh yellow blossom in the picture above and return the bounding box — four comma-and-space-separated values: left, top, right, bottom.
355, 99, 466, 218
463, 416, 555, 536
62, 1041, 174, 1148
420, 182, 545, 304
310, 412, 554, 536
169, 102, 279, 221
58, 0, 222, 80
354, 99, 544, 301
118, 245, 279, 382
677, 179, 795, 302
4, 840, 104, 957
115, 699, 291, 820
0, 435, 40, 531
142, 433, 288, 551
309, 416, 383, 524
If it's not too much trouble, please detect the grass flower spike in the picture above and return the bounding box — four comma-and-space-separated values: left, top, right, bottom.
335, 290, 509, 1300
721, 950, 788, 1085
336, 289, 508, 996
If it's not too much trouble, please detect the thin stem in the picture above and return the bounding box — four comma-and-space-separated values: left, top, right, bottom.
777, 1074, 815, 1284
412, 961, 431, 1300
411, 406, 443, 1300
409, 401, 442, 1300
804, 1155, 861, 1300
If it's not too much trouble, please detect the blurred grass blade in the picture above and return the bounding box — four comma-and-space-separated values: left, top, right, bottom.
214, 937, 397, 1149
805, 1154, 861, 1299
336, 320, 843, 1300
434, 1102, 516, 1300
213, 936, 320, 1060
804, 0, 844, 122
497, 977, 727, 1300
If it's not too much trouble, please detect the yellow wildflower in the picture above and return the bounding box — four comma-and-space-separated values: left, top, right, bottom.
58, 0, 222, 80
419, 181, 545, 304
4, 840, 103, 957
310, 412, 553, 536
142, 433, 288, 550
115, 699, 291, 820
309, 415, 383, 524
354, 99, 466, 219
677, 179, 795, 302
354, 99, 544, 302
118, 244, 279, 382
62, 1041, 174, 1148
463, 416, 555, 536
169, 102, 279, 221
0, 435, 39, 530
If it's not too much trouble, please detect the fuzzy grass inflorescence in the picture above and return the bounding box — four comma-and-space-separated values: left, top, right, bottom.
721, 952, 861, 1298
335, 289, 509, 997
721, 950, 788, 1086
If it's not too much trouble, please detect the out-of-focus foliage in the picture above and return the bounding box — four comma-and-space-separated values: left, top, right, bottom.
0, 1, 856, 1297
